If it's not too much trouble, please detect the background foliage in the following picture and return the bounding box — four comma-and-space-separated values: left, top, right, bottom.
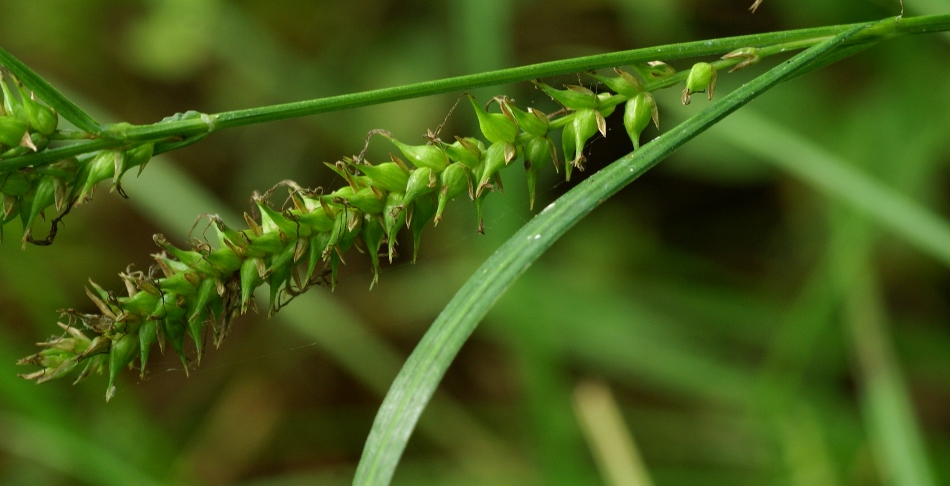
1, 1, 949, 484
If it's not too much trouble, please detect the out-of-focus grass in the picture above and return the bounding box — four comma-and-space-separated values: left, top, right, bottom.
1, 1, 949, 484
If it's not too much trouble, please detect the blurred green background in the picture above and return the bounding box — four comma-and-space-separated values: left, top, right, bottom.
2, 0, 950, 484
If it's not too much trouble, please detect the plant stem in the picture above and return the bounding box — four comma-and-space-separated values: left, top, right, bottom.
2, 14, 947, 172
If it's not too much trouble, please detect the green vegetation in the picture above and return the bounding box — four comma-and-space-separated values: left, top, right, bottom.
1, 2, 949, 485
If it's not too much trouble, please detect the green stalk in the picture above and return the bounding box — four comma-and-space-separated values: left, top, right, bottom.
353, 21, 875, 486
2, 14, 947, 172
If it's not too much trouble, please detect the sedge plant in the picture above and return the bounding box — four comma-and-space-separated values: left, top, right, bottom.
3, 10, 949, 485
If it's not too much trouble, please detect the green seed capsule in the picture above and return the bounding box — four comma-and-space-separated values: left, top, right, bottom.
138, 320, 159, 377
403, 166, 437, 208
505, 103, 549, 137
362, 214, 385, 288
410, 194, 436, 263
22, 175, 57, 240
74, 150, 121, 201
18, 85, 58, 136
239, 257, 265, 313
435, 163, 470, 224
162, 317, 190, 372
0, 169, 31, 197
589, 68, 644, 97
0, 75, 25, 121
682, 62, 717, 105
383, 191, 406, 262
468, 95, 518, 145
564, 108, 605, 179
634, 61, 676, 81
524, 136, 556, 210
0, 116, 28, 148
476, 142, 512, 197
534, 82, 599, 110
444, 137, 483, 168
106, 331, 140, 402
722, 47, 761, 73
387, 137, 449, 172
357, 161, 410, 193
624, 92, 659, 150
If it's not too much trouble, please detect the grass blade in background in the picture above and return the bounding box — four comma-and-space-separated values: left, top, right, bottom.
573, 379, 654, 486
844, 268, 937, 486
711, 109, 950, 267
353, 23, 874, 485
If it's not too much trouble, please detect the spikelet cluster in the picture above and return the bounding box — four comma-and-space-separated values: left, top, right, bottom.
17, 61, 729, 400
0, 70, 157, 247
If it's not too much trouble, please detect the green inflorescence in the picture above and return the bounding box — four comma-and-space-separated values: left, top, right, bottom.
0, 69, 160, 248
16, 59, 743, 400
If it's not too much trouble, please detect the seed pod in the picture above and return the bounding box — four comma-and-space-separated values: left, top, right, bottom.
138, 319, 159, 377
114, 143, 155, 195
0, 75, 25, 121
17, 85, 58, 136
0, 116, 28, 148
589, 68, 644, 97
410, 194, 436, 263
0, 169, 31, 197
505, 103, 549, 137
722, 47, 761, 73
74, 150, 121, 201
267, 243, 296, 316
523, 136, 556, 210
624, 92, 659, 150
534, 83, 599, 110
682, 62, 717, 105
564, 108, 605, 178
362, 214, 385, 288
476, 142, 513, 197
387, 137, 449, 172
162, 317, 190, 372
403, 166, 437, 208
468, 95, 518, 145
106, 331, 140, 402
22, 174, 58, 243
634, 61, 676, 81
435, 163, 470, 224
444, 137, 483, 168
239, 257, 265, 313
383, 191, 406, 262
39, 158, 78, 212
356, 161, 410, 193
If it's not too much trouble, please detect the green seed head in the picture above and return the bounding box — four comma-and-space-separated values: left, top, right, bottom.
18, 84, 58, 136
444, 137, 483, 169
0, 116, 28, 148
635, 61, 676, 81
506, 102, 549, 137
468, 94, 518, 145
0, 74, 26, 122
589, 68, 644, 97
682, 62, 717, 105
387, 137, 449, 172
623, 92, 659, 150
524, 136, 556, 210
534, 82, 599, 111
435, 163, 470, 224
355, 161, 410, 193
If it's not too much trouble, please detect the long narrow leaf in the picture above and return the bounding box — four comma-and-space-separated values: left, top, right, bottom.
354, 22, 874, 486
712, 110, 950, 267
0, 46, 102, 133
